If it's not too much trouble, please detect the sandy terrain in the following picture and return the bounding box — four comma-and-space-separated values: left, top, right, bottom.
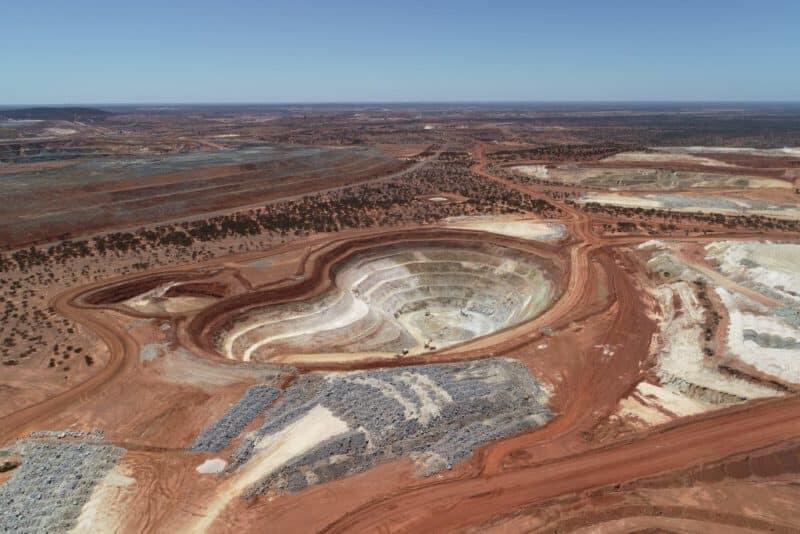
0, 145, 404, 247
3, 107, 800, 533
443, 215, 566, 241
662, 145, 800, 158
603, 151, 739, 167
192, 405, 349, 531
73, 464, 136, 533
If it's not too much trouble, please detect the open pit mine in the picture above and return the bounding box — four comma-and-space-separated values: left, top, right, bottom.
2, 104, 800, 533
217, 241, 558, 362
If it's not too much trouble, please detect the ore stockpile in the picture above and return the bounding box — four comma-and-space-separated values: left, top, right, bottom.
189, 385, 280, 453
225, 358, 552, 495
0, 432, 123, 533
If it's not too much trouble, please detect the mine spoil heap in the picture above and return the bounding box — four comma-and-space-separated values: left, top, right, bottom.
211, 358, 552, 495
0, 432, 123, 533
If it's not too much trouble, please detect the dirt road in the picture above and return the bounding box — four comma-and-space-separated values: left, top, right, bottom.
320, 395, 800, 532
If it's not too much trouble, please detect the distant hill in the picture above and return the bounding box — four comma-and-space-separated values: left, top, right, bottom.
0, 107, 112, 121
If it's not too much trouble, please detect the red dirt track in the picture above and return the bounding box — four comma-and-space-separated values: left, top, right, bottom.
318, 396, 800, 533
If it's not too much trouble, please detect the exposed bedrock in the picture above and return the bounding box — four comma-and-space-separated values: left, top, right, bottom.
219, 241, 558, 361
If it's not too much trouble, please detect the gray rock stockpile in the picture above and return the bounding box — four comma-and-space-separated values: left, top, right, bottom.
743, 329, 800, 350
0, 434, 123, 533
189, 384, 280, 452
231, 357, 552, 495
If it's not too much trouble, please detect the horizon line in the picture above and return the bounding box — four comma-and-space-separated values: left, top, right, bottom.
3, 99, 800, 108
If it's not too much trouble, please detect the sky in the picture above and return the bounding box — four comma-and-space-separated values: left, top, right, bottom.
1, 0, 799, 104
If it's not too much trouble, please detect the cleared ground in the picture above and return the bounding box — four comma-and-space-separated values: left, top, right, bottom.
0, 145, 403, 247
577, 191, 800, 220
443, 215, 566, 241
509, 164, 791, 190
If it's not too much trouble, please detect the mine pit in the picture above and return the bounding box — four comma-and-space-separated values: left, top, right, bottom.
610, 239, 799, 433
217, 241, 560, 362
705, 241, 800, 384
123, 283, 219, 315
83, 274, 227, 317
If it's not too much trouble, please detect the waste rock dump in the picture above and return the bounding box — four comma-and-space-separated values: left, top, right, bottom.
0, 431, 123, 533
218, 358, 552, 495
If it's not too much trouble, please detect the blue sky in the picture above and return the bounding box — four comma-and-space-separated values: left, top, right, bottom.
1, 0, 798, 104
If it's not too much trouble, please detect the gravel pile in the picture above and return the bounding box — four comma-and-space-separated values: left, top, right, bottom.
189, 384, 280, 452
775, 307, 800, 329
743, 329, 800, 350
234, 358, 552, 495
0, 435, 123, 533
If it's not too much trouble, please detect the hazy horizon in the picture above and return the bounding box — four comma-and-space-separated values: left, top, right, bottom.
4, 100, 800, 109
3, 0, 798, 105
